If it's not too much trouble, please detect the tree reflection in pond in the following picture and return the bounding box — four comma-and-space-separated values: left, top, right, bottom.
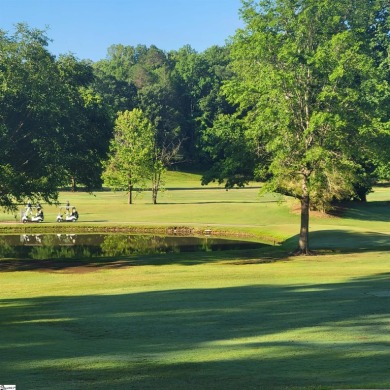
101, 235, 170, 257
13, 234, 91, 260
0, 234, 267, 260
0, 237, 17, 258
28, 235, 93, 260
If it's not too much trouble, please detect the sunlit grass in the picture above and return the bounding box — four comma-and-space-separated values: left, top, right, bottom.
1, 251, 390, 389
0, 173, 390, 388
0, 173, 389, 252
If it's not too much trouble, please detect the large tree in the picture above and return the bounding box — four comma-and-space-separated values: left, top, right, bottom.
224, 0, 389, 253
0, 24, 68, 209
0, 25, 113, 210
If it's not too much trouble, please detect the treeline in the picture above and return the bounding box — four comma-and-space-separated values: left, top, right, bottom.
0, 24, 238, 208
93, 43, 236, 203
93, 42, 234, 168
1, 0, 390, 254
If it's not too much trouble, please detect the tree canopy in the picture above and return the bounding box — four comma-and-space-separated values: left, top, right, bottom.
0, 25, 112, 209
102, 109, 154, 204
1, 15, 389, 250
0, 25, 68, 208
221, 0, 390, 253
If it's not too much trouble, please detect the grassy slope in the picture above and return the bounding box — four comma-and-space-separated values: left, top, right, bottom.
0, 173, 390, 389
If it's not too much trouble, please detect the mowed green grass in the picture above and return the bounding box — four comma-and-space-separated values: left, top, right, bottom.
1, 173, 390, 389
1, 251, 390, 389
1, 172, 389, 251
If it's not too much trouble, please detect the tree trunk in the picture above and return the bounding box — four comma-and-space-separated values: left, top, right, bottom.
151, 170, 161, 204
128, 183, 133, 205
71, 176, 77, 192
298, 175, 310, 254
152, 185, 158, 204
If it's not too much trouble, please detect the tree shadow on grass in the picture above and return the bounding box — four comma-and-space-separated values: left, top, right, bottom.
158, 200, 274, 204
1, 273, 390, 389
0, 244, 282, 273
284, 229, 390, 253
331, 201, 390, 222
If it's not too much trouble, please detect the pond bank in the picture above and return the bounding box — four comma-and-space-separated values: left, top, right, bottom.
0, 223, 281, 245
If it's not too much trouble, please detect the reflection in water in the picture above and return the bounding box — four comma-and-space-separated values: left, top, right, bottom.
0, 234, 266, 260
100, 235, 170, 257
0, 237, 17, 258
20, 234, 93, 260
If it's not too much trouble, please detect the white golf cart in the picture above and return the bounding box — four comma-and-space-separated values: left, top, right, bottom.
56, 206, 79, 222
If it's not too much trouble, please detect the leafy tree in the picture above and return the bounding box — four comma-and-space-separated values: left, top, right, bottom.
96, 44, 184, 203
138, 83, 183, 204
224, 0, 389, 253
98, 44, 137, 81
57, 54, 112, 191
92, 66, 138, 119
93, 45, 140, 119
136, 58, 183, 203
171, 45, 235, 167
0, 25, 114, 210
102, 109, 154, 204
201, 114, 261, 188
198, 46, 235, 128
0, 24, 68, 209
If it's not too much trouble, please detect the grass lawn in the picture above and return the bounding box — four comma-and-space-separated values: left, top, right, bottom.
0, 172, 389, 251
1, 250, 390, 389
0, 173, 389, 389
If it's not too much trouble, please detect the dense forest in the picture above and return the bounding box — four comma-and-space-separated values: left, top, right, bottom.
0, 25, 236, 201
1, 1, 389, 252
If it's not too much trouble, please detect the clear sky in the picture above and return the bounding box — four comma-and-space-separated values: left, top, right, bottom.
1, 0, 243, 62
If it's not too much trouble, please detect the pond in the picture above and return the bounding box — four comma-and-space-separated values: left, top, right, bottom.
0, 233, 267, 260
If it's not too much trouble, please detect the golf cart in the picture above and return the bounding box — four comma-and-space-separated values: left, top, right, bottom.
21, 210, 44, 223
56, 206, 79, 222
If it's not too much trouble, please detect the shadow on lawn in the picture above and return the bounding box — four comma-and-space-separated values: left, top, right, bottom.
1, 228, 389, 272
284, 229, 390, 252
1, 273, 390, 389
0, 246, 281, 272
332, 200, 390, 222
158, 200, 276, 204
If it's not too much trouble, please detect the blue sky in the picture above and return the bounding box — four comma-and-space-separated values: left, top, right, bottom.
1, 0, 243, 62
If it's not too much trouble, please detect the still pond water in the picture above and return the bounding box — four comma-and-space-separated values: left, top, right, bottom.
0, 234, 266, 260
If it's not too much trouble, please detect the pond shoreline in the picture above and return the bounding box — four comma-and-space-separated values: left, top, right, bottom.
0, 223, 279, 244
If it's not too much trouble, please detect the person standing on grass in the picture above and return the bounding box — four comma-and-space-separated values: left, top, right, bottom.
25, 200, 32, 215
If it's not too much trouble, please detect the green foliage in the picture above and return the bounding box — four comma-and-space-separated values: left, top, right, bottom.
102, 109, 154, 199
1, 11, 388, 231
94, 43, 238, 172
224, 0, 390, 251
0, 24, 68, 208
96, 44, 192, 204
0, 25, 113, 208
57, 54, 112, 190
201, 114, 260, 188
171, 45, 235, 165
